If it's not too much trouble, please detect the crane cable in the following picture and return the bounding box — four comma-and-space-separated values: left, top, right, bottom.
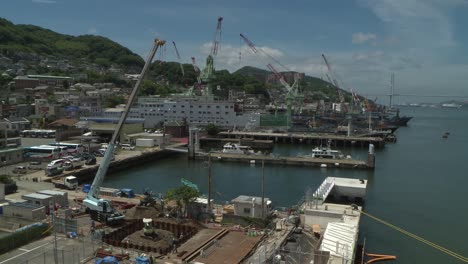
354, 208, 468, 263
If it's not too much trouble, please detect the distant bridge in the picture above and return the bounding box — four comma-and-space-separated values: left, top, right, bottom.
368, 94, 468, 98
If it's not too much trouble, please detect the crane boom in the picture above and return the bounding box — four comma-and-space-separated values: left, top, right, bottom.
211, 17, 223, 56
322, 53, 346, 105
191, 57, 202, 85
84, 39, 166, 223
240, 33, 289, 70
172, 41, 185, 76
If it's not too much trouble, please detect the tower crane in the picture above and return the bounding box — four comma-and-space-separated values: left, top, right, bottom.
172, 41, 185, 76
83, 39, 166, 224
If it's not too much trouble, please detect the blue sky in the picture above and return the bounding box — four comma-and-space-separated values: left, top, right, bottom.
2, 0, 468, 103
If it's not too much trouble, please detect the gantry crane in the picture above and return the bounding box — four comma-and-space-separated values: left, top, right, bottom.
83, 39, 166, 224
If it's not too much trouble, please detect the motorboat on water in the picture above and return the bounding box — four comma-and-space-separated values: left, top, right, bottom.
310, 146, 346, 159
300, 144, 351, 160
222, 143, 256, 155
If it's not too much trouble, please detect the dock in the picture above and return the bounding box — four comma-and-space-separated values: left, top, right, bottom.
199, 137, 274, 150
302, 177, 367, 264
218, 131, 385, 148
199, 152, 374, 170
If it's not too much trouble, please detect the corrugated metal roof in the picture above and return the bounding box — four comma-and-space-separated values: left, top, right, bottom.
319, 222, 358, 262
22, 193, 53, 200
37, 190, 66, 196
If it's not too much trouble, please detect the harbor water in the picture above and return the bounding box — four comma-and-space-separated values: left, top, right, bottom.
104, 107, 468, 263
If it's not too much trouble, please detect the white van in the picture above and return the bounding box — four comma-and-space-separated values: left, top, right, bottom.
121, 144, 135, 150
63, 158, 85, 170
47, 159, 65, 169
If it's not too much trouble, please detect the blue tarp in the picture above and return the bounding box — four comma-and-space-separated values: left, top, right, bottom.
95, 256, 119, 264
82, 184, 91, 193
135, 256, 150, 264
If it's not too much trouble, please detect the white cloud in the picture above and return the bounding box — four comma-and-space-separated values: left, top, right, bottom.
352, 32, 377, 44
32, 0, 57, 4
359, 0, 457, 47
87, 27, 98, 34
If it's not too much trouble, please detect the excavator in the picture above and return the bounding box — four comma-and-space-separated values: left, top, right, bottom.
83, 39, 166, 224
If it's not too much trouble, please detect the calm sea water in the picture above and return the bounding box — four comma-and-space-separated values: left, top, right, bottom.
104, 106, 468, 263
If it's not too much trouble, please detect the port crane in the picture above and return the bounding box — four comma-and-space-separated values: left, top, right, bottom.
198, 17, 223, 98
83, 39, 166, 223
240, 33, 304, 125
321, 53, 348, 112
172, 41, 185, 76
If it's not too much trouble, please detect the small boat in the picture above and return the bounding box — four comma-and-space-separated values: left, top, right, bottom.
222, 143, 255, 155
310, 146, 346, 159
442, 132, 449, 139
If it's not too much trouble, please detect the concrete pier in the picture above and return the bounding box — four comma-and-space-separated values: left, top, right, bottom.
199, 152, 374, 170
218, 131, 385, 148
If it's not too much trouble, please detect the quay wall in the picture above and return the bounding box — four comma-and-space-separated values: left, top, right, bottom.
218, 132, 385, 149
45, 149, 182, 183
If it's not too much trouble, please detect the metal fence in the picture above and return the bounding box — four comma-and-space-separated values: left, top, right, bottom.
14, 235, 101, 264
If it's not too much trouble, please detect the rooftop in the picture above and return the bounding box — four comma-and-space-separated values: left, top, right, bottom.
5, 202, 44, 209
22, 193, 53, 200
37, 190, 66, 196
231, 195, 271, 205
27, 75, 72, 80
320, 222, 358, 263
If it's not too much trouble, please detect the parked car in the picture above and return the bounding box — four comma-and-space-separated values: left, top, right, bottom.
120, 144, 135, 150
85, 156, 97, 165
12, 166, 27, 174
63, 158, 85, 170
93, 150, 105, 157
28, 161, 42, 170
47, 159, 65, 169
45, 167, 63, 177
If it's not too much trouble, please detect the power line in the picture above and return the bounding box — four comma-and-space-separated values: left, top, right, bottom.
353, 207, 468, 263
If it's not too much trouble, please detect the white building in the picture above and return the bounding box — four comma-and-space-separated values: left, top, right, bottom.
231, 195, 271, 218
130, 97, 261, 128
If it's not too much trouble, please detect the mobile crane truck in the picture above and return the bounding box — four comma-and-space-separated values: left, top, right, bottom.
83, 39, 166, 224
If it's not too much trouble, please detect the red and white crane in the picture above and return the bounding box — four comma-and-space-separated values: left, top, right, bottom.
240, 33, 292, 90
172, 41, 185, 76
322, 53, 346, 108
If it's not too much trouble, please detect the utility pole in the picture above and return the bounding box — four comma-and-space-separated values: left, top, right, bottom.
261, 159, 265, 219
207, 154, 212, 211
50, 200, 58, 264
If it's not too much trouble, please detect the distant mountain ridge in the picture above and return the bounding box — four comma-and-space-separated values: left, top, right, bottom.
0, 17, 143, 68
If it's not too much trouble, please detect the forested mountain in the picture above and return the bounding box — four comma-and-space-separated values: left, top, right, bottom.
0, 18, 143, 68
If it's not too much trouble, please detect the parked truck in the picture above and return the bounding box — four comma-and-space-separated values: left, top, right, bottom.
52, 176, 78, 190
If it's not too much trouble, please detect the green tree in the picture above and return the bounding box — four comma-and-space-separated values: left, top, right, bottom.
103, 95, 125, 108
165, 185, 200, 218
205, 123, 220, 136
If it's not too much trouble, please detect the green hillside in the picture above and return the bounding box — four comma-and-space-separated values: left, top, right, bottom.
0, 18, 143, 68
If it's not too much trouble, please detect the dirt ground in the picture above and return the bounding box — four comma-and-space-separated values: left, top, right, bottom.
124, 229, 174, 251
124, 206, 164, 220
